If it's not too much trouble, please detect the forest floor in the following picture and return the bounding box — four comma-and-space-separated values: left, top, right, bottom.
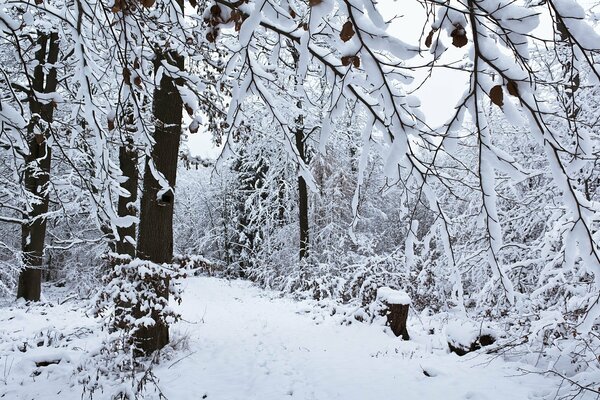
0, 277, 578, 400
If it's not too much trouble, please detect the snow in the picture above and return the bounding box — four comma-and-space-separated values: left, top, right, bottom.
376, 286, 411, 305
445, 319, 496, 351
0, 278, 573, 399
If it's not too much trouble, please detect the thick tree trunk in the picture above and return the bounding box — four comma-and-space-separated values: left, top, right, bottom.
17, 32, 59, 301
295, 129, 309, 261
134, 46, 184, 355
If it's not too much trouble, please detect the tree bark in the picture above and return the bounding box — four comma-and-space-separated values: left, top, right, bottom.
289, 45, 310, 262
134, 43, 184, 355
116, 134, 138, 259
17, 32, 59, 301
295, 129, 309, 261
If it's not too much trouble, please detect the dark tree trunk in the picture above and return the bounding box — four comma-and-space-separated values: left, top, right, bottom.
134, 41, 184, 355
384, 302, 410, 340
17, 32, 59, 301
288, 45, 310, 262
116, 135, 138, 259
111, 124, 139, 332
295, 129, 309, 261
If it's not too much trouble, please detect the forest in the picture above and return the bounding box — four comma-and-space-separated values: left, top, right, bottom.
0, 0, 599, 398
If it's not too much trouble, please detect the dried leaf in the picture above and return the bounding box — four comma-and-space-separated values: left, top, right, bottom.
340, 21, 355, 42
490, 85, 504, 107
452, 33, 467, 48
123, 68, 131, 85
108, 118, 115, 131
450, 26, 467, 48
141, 0, 155, 8
352, 56, 360, 68
507, 80, 519, 97
189, 0, 197, 7
210, 4, 221, 16
289, 7, 296, 18
341, 55, 352, 66
308, 0, 321, 6
185, 104, 194, 116
230, 9, 242, 22
425, 29, 436, 48
134, 76, 142, 87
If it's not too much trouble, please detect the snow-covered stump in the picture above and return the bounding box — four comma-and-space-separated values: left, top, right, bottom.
376, 287, 411, 340
445, 320, 497, 356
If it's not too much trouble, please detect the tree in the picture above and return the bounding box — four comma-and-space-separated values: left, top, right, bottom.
16, 31, 59, 301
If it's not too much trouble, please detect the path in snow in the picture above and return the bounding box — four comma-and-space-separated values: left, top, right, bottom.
158, 277, 554, 400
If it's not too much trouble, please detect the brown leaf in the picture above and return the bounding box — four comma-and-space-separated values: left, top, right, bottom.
352, 55, 360, 68
230, 9, 242, 22
340, 21, 355, 42
133, 58, 140, 69
141, 0, 155, 8
507, 80, 519, 97
341, 55, 352, 66
450, 26, 468, 48
134, 76, 142, 87
189, 0, 197, 7
108, 118, 115, 131
308, 0, 321, 6
123, 67, 131, 85
35, 0, 43, 4
490, 85, 504, 107
289, 7, 296, 18
185, 104, 194, 116
210, 4, 221, 17
111, 1, 121, 12
206, 30, 216, 43
34, 134, 45, 144
302, 22, 309, 31
425, 29, 435, 48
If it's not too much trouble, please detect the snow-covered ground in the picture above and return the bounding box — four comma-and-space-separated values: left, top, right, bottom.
0, 277, 570, 399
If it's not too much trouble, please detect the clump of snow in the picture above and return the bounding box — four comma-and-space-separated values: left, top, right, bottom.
445, 319, 498, 354
377, 286, 411, 305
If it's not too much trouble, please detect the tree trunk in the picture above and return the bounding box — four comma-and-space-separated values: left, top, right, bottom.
295, 129, 309, 261
17, 32, 59, 301
116, 134, 138, 259
134, 41, 184, 355
289, 45, 310, 262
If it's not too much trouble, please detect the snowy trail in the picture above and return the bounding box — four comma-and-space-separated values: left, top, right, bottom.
0, 277, 561, 400
158, 277, 553, 400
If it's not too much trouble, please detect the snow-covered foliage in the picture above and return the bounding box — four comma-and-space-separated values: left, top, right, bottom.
0, 0, 600, 396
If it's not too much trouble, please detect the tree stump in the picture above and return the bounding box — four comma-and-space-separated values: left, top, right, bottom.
377, 287, 411, 340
